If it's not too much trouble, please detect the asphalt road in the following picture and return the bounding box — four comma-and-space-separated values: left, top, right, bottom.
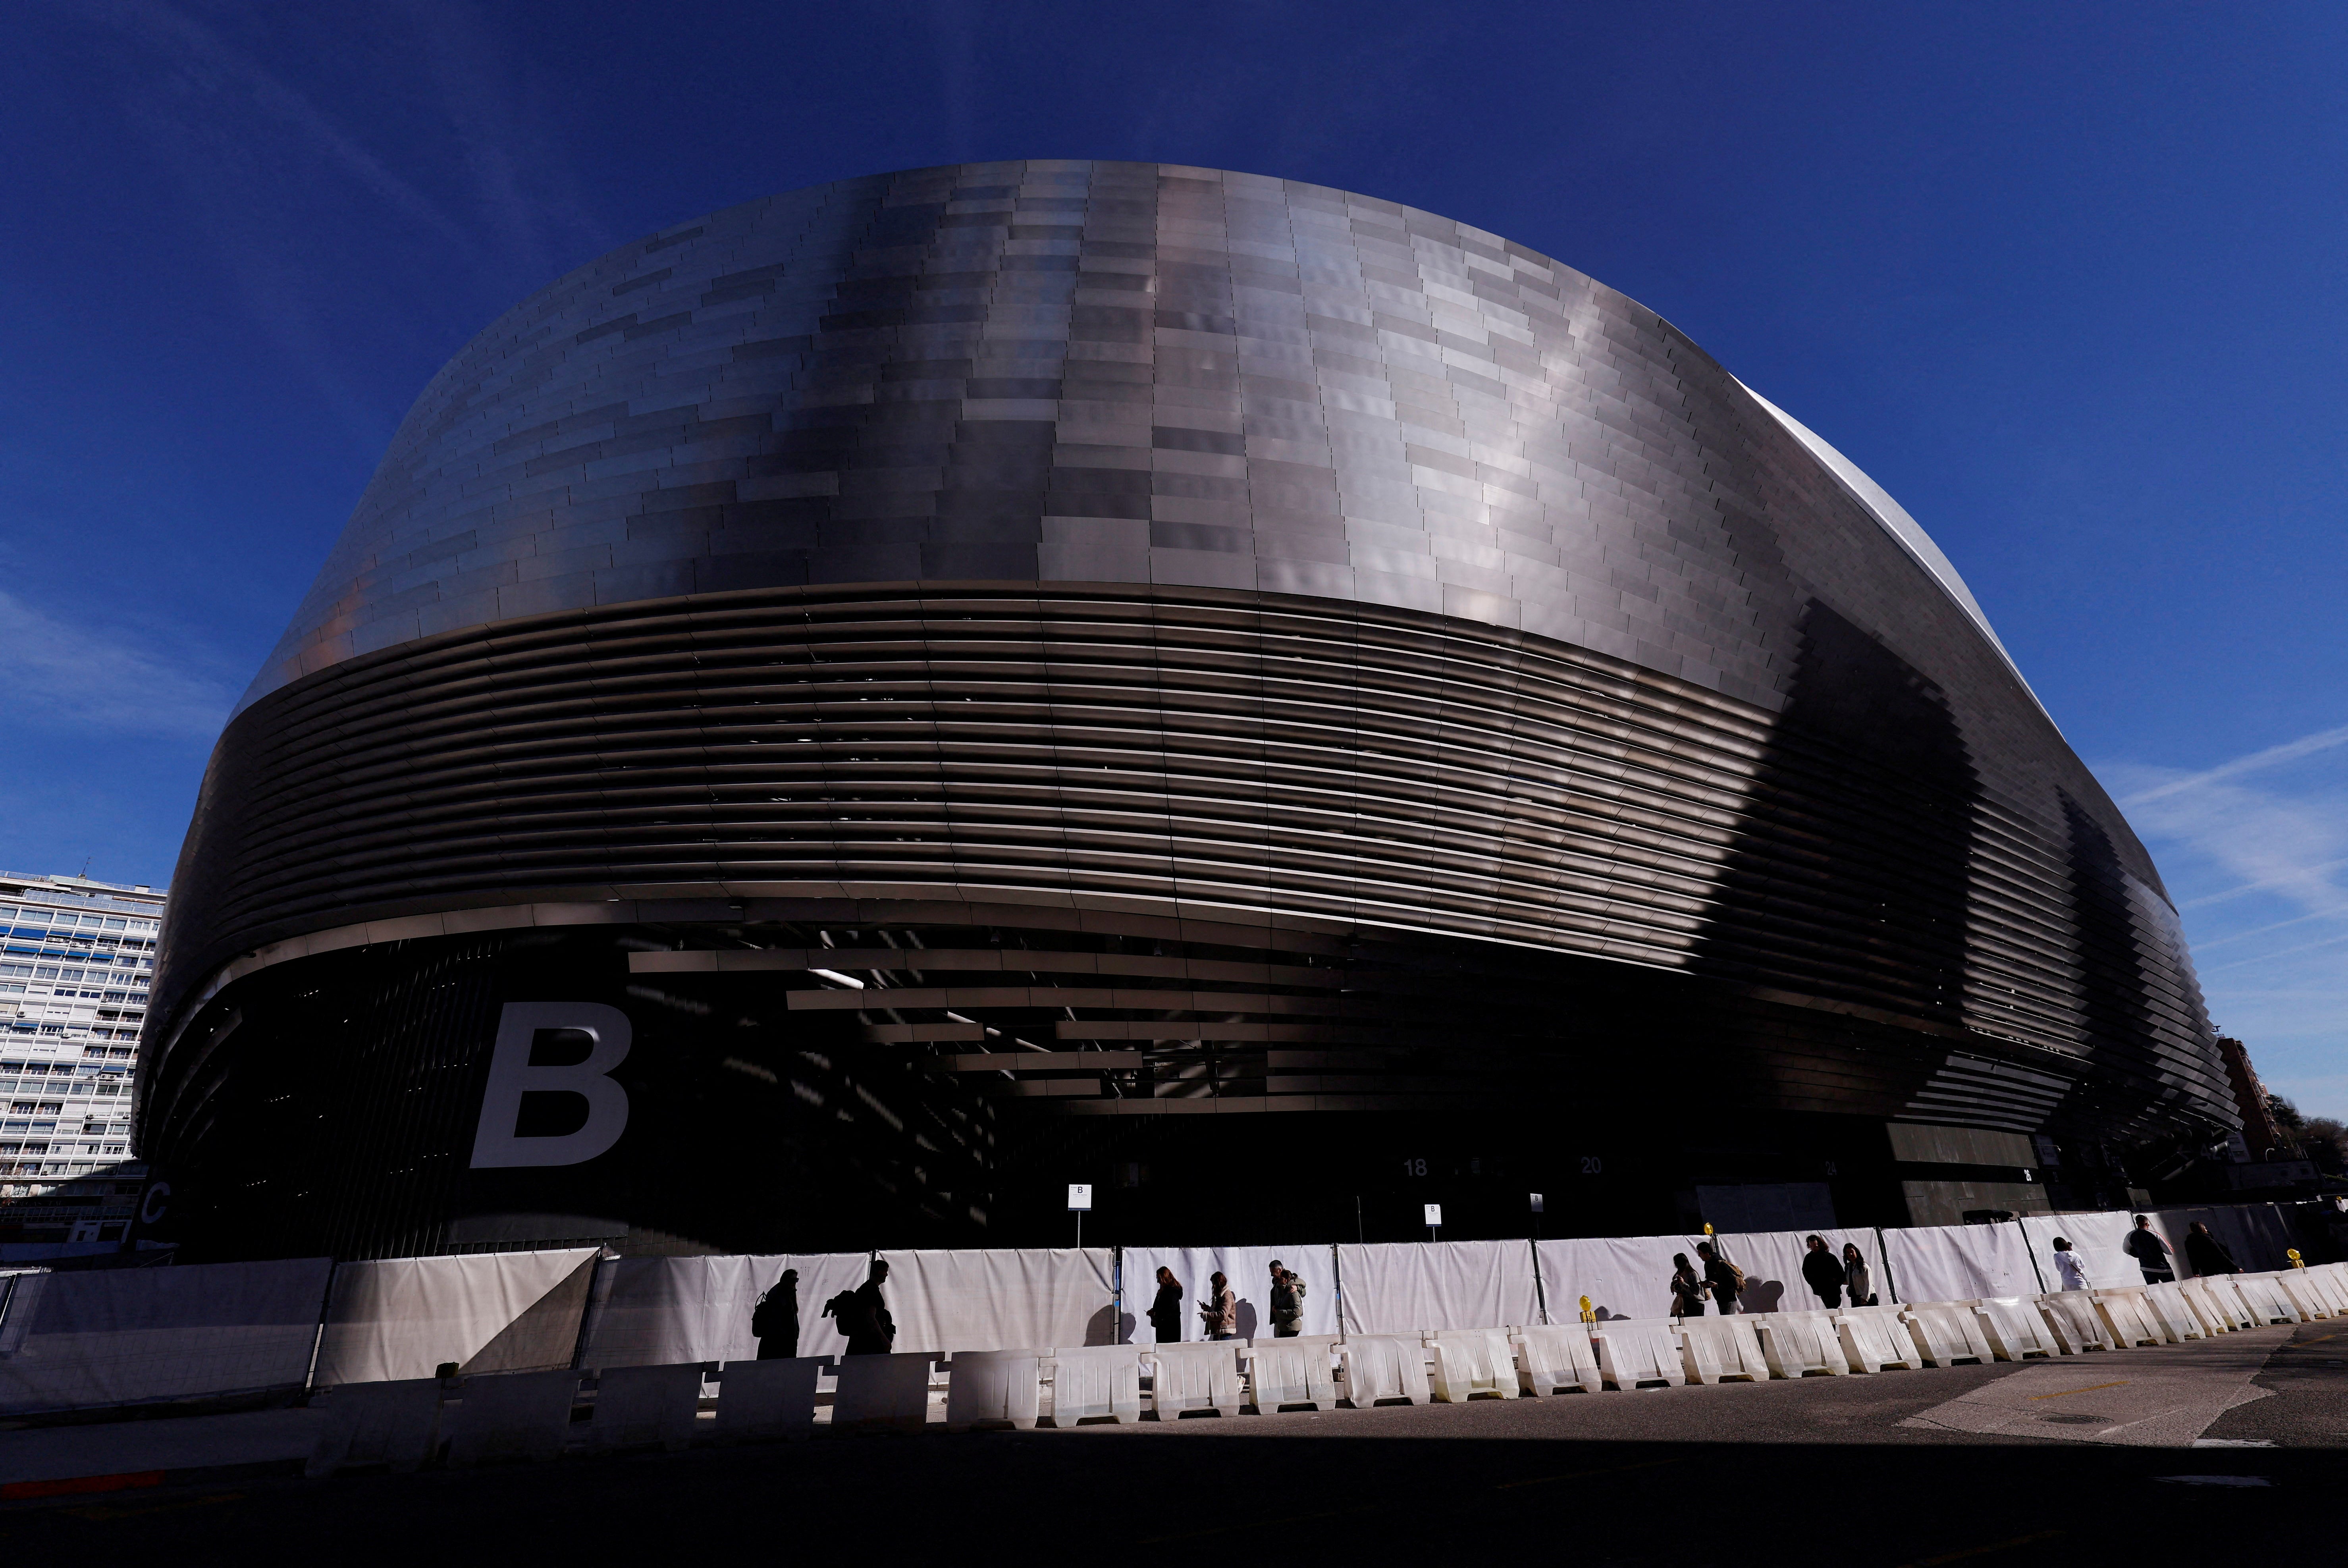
3, 1325, 2337, 1565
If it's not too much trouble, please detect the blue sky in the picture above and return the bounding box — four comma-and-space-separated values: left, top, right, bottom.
2, 2, 2343, 1110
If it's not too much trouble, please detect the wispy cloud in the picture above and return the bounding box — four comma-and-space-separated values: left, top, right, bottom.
2106, 719, 2348, 1118
0, 589, 232, 742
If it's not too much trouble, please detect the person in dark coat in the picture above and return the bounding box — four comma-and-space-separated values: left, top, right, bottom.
1669, 1253, 1708, 1317
1147, 1266, 1185, 1344
1267, 1260, 1307, 1338
1695, 1241, 1742, 1313
752, 1267, 800, 1359
2184, 1221, 2240, 1276
1800, 1234, 1846, 1309
833, 1259, 897, 1356
2123, 1215, 2176, 1283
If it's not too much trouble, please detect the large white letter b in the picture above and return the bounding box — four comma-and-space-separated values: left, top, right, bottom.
468, 1002, 633, 1169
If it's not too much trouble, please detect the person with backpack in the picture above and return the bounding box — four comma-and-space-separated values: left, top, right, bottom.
1267, 1260, 1307, 1338
824, 1259, 898, 1355
752, 1267, 799, 1360
1696, 1240, 1743, 1313
2184, 1221, 2240, 1277
2123, 1215, 2176, 1283
1800, 1234, 1847, 1309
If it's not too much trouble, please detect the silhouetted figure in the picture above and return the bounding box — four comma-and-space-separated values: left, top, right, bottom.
753, 1267, 800, 1360
1841, 1242, 1874, 1306
1148, 1266, 1184, 1344
1668, 1252, 1708, 1317
1695, 1241, 1743, 1313
2185, 1221, 2240, 1277
1199, 1270, 1237, 1340
2124, 1215, 2175, 1283
1801, 1234, 1846, 1309
1267, 1260, 1307, 1338
826, 1259, 897, 1355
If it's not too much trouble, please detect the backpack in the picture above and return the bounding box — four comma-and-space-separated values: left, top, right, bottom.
1726, 1263, 1746, 1296
751, 1292, 779, 1339
821, 1289, 860, 1322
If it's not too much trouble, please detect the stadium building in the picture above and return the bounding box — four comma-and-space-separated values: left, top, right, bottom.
138, 162, 2230, 1261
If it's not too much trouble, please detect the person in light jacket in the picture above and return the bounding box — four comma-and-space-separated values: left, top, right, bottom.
2051, 1237, 2090, 1291
1267, 1260, 1307, 1338
2123, 1215, 2175, 1283
1841, 1242, 1874, 1307
2185, 1221, 2240, 1277
1800, 1234, 1846, 1309
1198, 1271, 1237, 1340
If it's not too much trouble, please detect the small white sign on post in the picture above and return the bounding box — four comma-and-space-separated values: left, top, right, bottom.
1068, 1184, 1093, 1211
1528, 1193, 1545, 1213
1423, 1203, 1443, 1227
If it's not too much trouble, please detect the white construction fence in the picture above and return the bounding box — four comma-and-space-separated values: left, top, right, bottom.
0, 1199, 2332, 1443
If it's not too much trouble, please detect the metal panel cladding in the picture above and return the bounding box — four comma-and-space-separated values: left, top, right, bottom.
149, 162, 2231, 1173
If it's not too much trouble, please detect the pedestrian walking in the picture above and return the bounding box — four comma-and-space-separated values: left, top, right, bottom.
1841, 1242, 1874, 1307
825, 1258, 898, 1355
752, 1267, 799, 1360
1267, 1260, 1307, 1338
1199, 1271, 1238, 1340
2123, 1215, 2176, 1283
2184, 1221, 2240, 1277
1695, 1240, 1744, 1313
1147, 1265, 1185, 1344
2050, 1237, 2089, 1291
1669, 1252, 1708, 1317
1800, 1234, 1846, 1309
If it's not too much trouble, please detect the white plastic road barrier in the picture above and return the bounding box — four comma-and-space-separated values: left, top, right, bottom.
1836, 1310, 1922, 1372
2308, 1266, 2348, 1315
2232, 1274, 2303, 1325
305, 1377, 445, 1477
1901, 1302, 1992, 1367
2136, 1282, 2206, 1343
2174, 1279, 2235, 1335
1592, 1320, 1684, 1390
1511, 1325, 1602, 1395
442, 1369, 580, 1466
2271, 1271, 2335, 1321
1045, 1346, 1142, 1426
2092, 1289, 2167, 1349
590, 1362, 705, 1451
2187, 1276, 2254, 1332
1245, 1342, 1337, 1411
1675, 1314, 1769, 1383
2035, 1292, 2117, 1353
1425, 1328, 1518, 1401
1146, 1342, 1245, 1418
1966, 1298, 2063, 1360
711, 1357, 821, 1441
1336, 1335, 1434, 1405
943, 1348, 1042, 1431
1752, 1312, 1847, 1378
833, 1352, 935, 1433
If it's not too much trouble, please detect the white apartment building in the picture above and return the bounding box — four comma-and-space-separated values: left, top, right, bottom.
0, 872, 161, 1205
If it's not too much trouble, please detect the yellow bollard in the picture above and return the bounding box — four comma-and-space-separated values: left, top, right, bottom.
1579, 1294, 1595, 1326
2287, 1248, 2305, 1268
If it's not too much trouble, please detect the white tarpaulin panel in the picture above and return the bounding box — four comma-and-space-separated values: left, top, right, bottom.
1535, 1235, 1709, 1322
1337, 1241, 1540, 1334
1883, 1223, 2041, 1302
582, 1252, 871, 1368
314, 1248, 597, 1386
2020, 1211, 2154, 1289
875, 1248, 1115, 1354
1721, 1228, 1896, 1310
0, 1258, 331, 1416
1117, 1245, 1337, 1344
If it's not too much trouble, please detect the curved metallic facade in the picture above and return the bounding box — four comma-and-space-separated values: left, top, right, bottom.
143, 162, 2228, 1259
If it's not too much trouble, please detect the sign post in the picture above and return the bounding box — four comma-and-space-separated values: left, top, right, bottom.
1424, 1202, 1443, 1242
1068, 1182, 1093, 1248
